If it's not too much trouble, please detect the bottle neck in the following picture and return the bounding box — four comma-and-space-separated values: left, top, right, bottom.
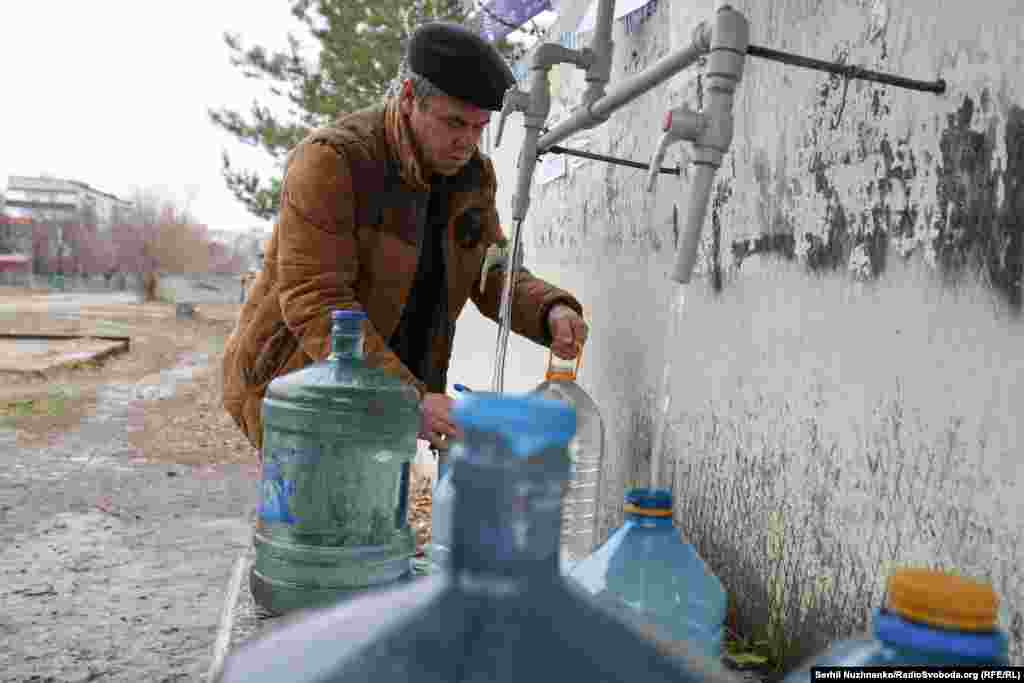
328, 319, 364, 361
448, 436, 570, 585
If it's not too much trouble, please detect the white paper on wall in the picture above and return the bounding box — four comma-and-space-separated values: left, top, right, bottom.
536, 153, 567, 185
576, 0, 654, 33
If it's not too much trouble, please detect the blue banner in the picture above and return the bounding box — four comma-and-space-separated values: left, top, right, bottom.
478, 0, 552, 43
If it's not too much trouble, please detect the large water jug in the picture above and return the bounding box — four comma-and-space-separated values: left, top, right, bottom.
567, 488, 728, 659
783, 568, 1010, 681
251, 308, 421, 615
531, 348, 607, 571
222, 393, 743, 683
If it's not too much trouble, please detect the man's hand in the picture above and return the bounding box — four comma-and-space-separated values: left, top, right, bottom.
418, 392, 462, 446
547, 304, 588, 360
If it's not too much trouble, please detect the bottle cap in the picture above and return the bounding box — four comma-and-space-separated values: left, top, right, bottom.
452, 393, 576, 459
623, 488, 674, 517
885, 568, 999, 632
332, 309, 367, 322
545, 345, 583, 382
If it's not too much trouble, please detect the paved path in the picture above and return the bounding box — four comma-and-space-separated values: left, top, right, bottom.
0, 352, 259, 682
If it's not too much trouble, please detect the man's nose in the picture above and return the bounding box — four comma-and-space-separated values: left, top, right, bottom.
456, 127, 483, 149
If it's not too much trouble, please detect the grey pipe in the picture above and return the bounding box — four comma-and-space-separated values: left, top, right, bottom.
538, 23, 711, 152
581, 0, 616, 108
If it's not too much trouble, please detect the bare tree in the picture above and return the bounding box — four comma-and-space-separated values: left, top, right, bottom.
61, 205, 115, 276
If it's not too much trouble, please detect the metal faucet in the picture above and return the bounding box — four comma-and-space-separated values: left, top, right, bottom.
647, 6, 749, 284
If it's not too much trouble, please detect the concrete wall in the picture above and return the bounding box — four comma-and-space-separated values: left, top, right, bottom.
480, 0, 1022, 665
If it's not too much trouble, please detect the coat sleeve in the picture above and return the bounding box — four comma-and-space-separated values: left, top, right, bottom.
469, 158, 584, 347
275, 138, 429, 400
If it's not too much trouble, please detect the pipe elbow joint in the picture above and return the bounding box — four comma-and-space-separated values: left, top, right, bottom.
691, 20, 712, 53
531, 43, 588, 71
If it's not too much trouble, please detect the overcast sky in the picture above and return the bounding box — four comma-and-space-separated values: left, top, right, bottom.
0, 1, 319, 234
0, 3, 556, 234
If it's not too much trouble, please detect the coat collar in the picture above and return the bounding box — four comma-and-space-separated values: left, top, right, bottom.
383, 97, 485, 195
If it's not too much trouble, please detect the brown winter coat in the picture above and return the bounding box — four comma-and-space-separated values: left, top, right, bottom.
221, 99, 583, 451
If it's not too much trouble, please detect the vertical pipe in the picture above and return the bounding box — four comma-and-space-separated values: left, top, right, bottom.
581, 0, 616, 107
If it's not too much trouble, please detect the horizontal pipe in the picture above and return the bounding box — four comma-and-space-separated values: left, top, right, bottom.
538, 36, 709, 152
747, 44, 946, 94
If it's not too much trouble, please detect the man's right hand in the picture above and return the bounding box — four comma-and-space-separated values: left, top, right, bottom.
418, 392, 462, 446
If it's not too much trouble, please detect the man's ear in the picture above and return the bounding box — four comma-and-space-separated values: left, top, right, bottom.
399, 79, 414, 116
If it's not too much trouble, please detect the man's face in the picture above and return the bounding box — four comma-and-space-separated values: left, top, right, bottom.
400, 79, 491, 176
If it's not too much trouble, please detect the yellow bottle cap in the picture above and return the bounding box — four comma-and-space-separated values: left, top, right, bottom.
545, 344, 583, 383
885, 568, 999, 632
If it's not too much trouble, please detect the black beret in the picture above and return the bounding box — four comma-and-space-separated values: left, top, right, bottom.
408, 22, 516, 111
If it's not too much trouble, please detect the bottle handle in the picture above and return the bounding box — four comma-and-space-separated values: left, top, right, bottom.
545, 343, 583, 382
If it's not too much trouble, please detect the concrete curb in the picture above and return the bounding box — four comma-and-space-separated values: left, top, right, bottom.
206, 553, 251, 683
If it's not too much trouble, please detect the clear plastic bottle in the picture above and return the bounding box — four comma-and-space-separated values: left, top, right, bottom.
252, 308, 420, 615
567, 488, 728, 659
426, 462, 454, 574
531, 348, 607, 572
222, 393, 742, 683
783, 568, 1010, 682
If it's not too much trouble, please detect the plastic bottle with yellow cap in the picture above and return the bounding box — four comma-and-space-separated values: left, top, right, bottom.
783, 567, 1010, 681
566, 488, 729, 659
531, 345, 607, 573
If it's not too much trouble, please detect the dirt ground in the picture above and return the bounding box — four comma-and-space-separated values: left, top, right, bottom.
0, 289, 256, 464
0, 287, 437, 682
0, 287, 434, 539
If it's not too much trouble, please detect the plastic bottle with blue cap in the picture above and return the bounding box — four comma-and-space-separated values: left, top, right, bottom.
782, 568, 1010, 681
566, 487, 729, 659
222, 393, 743, 683
251, 307, 421, 615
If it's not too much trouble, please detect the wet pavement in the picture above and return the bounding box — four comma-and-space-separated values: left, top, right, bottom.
0, 350, 258, 682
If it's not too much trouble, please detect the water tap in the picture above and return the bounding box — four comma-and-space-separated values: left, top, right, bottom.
648, 5, 749, 284
646, 105, 706, 193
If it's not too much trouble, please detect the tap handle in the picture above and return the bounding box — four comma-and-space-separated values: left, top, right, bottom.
647, 105, 705, 193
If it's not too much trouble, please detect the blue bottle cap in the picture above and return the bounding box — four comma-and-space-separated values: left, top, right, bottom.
332, 309, 367, 321
625, 488, 674, 510
452, 393, 576, 458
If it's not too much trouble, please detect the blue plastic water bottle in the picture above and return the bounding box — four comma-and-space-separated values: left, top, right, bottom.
783, 568, 1010, 682
221, 394, 743, 683
567, 488, 728, 659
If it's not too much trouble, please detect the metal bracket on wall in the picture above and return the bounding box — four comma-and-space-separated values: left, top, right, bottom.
746, 44, 947, 94
538, 145, 682, 176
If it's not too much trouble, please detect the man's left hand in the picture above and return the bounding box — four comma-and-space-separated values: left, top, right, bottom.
547, 304, 588, 360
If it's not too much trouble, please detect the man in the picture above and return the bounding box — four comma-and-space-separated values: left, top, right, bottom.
221, 22, 588, 452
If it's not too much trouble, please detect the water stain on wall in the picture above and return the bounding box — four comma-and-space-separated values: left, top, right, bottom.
1000, 106, 1024, 311
708, 180, 733, 293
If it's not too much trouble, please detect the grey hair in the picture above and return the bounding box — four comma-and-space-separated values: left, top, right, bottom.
384, 59, 449, 108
